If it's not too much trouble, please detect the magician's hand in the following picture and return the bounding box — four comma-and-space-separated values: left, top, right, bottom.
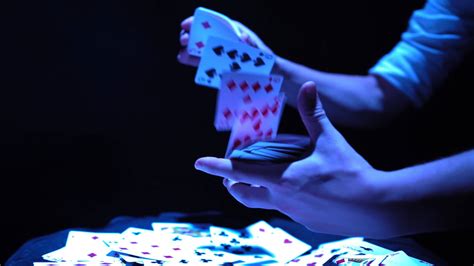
195, 82, 401, 239
177, 16, 274, 67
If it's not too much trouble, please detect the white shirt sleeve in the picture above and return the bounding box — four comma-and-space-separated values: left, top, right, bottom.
369, 0, 474, 107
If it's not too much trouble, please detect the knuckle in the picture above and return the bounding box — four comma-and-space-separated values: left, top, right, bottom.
312, 108, 328, 122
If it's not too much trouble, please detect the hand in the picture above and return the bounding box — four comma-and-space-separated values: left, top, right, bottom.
195, 82, 400, 239
177, 17, 200, 67
177, 16, 275, 67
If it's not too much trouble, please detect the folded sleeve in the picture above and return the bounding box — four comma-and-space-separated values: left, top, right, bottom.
369, 0, 474, 107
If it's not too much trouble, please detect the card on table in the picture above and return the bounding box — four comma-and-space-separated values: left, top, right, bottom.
195, 36, 276, 89
38, 222, 431, 266
42, 231, 122, 263
215, 72, 283, 131
287, 246, 353, 265
34, 263, 124, 266
152, 222, 211, 238
103, 227, 196, 262
259, 227, 312, 263
188, 7, 242, 57
319, 237, 433, 266
208, 225, 278, 264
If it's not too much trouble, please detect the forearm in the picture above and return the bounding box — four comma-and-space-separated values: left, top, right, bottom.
376, 150, 474, 235
383, 150, 474, 201
274, 57, 411, 127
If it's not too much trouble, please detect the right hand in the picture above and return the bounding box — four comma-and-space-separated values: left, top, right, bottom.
177, 16, 275, 67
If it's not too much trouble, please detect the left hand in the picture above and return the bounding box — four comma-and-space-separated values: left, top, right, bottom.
177, 16, 274, 67
195, 82, 397, 239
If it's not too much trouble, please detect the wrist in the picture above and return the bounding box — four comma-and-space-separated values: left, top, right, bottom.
361, 168, 392, 202
272, 56, 290, 77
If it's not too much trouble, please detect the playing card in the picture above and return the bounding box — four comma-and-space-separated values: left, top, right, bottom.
225, 94, 285, 157
257, 227, 312, 263
248, 134, 311, 151
208, 225, 282, 264
195, 36, 276, 89
104, 227, 198, 262
317, 237, 365, 251
66, 231, 121, 248
119, 253, 156, 264
42, 247, 69, 262
245, 220, 276, 239
152, 222, 211, 238
215, 72, 283, 131
287, 247, 353, 265
188, 7, 242, 57
42, 231, 122, 263
229, 134, 312, 162
335, 251, 419, 266
376, 251, 431, 266
209, 226, 254, 251
324, 238, 393, 256
244, 147, 301, 161
41, 246, 121, 264
36, 223, 431, 266
34, 263, 124, 266
320, 237, 433, 266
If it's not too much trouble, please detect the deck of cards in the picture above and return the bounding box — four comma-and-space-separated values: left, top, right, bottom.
186, 7, 312, 162
34, 220, 432, 265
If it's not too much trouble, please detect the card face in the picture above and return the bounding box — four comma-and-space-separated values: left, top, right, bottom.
42, 247, 69, 262
42, 232, 122, 263
34, 263, 124, 266
152, 222, 211, 238
215, 72, 283, 131
209, 226, 277, 264
324, 238, 392, 256
209, 224, 310, 264
245, 220, 276, 239
225, 94, 285, 157
66, 231, 121, 248
195, 36, 276, 89
335, 250, 419, 266
287, 247, 352, 265
188, 7, 241, 57
104, 227, 207, 263
318, 237, 433, 265
259, 227, 312, 263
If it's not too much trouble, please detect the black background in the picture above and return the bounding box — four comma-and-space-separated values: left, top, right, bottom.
1, 0, 473, 264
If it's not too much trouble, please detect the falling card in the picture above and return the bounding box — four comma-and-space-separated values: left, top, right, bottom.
225, 93, 286, 157
215, 72, 283, 131
188, 7, 242, 57
195, 36, 276, 89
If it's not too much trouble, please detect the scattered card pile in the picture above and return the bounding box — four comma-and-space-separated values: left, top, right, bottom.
34, 220, 432, 265
186, 7, 312, 161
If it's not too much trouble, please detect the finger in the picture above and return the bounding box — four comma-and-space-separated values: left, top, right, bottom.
181, 17, 193, 31
180, 32, 189, 46
241, 32, 257, 48
297, 81, 332, 143
227, 182, 273, 209
177, 48, 200, 67
195, 157, 281, 187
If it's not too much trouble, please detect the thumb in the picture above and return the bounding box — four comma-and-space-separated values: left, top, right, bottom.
297, 81, 332, 142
